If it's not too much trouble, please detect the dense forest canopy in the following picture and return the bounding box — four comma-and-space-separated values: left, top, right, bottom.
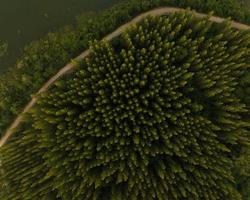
1, 12, 250, 199
0, 0, 250, 199
0, 0, 250, 137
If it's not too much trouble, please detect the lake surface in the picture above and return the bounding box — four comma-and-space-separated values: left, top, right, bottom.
0, 0, 123, 73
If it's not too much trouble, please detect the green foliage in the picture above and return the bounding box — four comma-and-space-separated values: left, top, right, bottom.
1, 13, 249, 199
234, 148, 250, 200
0, 122, 60, 200
0, 0, 249, 136
0, 0, 250, 198
236, 64, 250, 200
0, 41, 7, 58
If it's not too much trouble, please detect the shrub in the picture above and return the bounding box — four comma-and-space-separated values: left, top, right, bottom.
1, 13, 249, 199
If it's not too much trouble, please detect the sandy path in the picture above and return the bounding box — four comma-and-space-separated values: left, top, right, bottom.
0, 7, 249, 147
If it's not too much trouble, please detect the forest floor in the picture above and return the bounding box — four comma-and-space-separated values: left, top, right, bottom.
0, 7, 249, 147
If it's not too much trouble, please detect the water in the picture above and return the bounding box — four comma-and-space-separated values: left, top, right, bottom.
0, 0, 123, 73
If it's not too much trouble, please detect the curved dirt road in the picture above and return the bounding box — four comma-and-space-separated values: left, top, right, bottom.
0, 7, 249, 147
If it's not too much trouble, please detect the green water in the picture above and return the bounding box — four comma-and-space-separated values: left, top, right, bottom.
0, 0, 123, 73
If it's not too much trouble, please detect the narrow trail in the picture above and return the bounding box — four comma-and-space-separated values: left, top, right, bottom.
0, 7, 249, 147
